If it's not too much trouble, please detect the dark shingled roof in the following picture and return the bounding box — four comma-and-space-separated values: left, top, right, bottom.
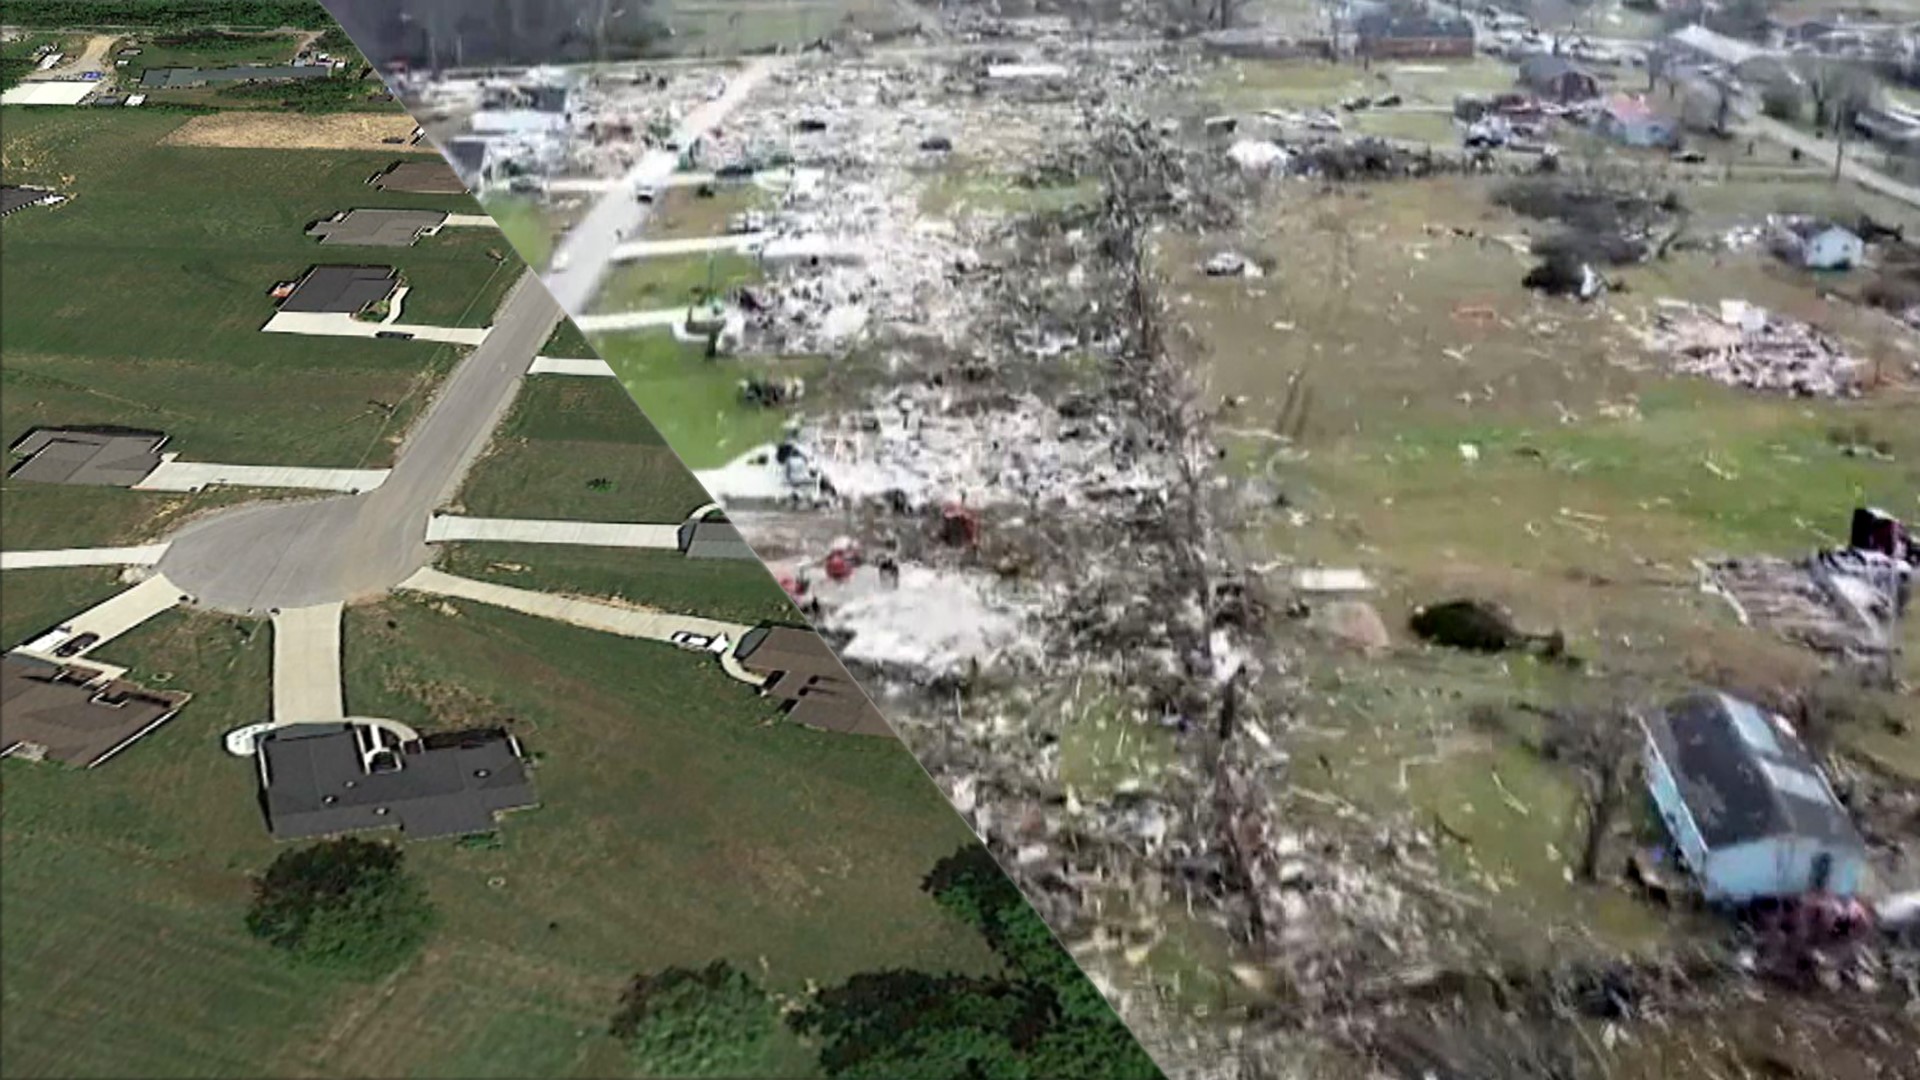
372, 159, 467, 194
138, 64, 332, 90
307, 209, 447, 247
8, 427, 168, 486
1, 654, 190, 767
1646, 692, 1865, 851
733, 626, 894, 736
279, 265, 398, 313
258, 723, 537, 840
1, 185, 62, 217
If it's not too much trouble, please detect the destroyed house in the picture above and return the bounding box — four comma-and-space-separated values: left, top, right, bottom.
1518, 54, 1601, 102
256, 722, 536, 840
277, 265, 398, 314
1772, 219, 1865, 271
1, 653, 190, 767
1600, 95, 1681, 148
1641, 692, 1866, 903
733, 626, 894, 736
307, 209, 447, 247
8, 427, 167, 486
677, 516, 756, 560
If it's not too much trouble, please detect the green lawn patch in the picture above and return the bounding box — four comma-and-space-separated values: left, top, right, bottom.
540, 318, 597, 359
0, 566, 127, 646
647, 184, 766, 241
456, 373, 711, 522
480, 193, 556, 271
597, 331, 814, 469
437, 544, 798, 628
120, 28, 297, 82
589, 252, 761, 315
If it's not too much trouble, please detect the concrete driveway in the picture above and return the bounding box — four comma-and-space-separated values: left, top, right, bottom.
157, 272, 563, 614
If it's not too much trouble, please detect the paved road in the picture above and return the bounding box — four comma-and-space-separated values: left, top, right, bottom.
158, 273, 563, 614
543, 56, 783, 316
1740, 115, 1920, 211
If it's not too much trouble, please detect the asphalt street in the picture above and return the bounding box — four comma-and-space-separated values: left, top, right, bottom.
158, 272, 563, 614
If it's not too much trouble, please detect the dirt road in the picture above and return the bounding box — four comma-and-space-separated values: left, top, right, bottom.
27, 33, 117, 81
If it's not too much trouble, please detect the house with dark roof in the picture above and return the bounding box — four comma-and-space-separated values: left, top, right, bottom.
138, 64, 333, 90
8, 427, 167, 486
1641, 691, 1867, 903
307, 209, 448, 247
1518, 54, 1601, 102
1353, 6, 1474, 59
1, 654, 190, 767
255, 722, 537, 840
371, 159, 467, 194
276, 265, 399, 314
1, 184, 65, 217
677, 515, 756, 560
732, 626, 894, 736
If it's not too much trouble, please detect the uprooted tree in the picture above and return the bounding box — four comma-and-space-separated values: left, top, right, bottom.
245, 836, 436, 977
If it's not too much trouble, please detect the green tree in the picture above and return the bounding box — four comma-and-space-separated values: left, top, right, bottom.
610, 961, 783, 1077
792, 845, 1163, 1080
245, 837, 435, 978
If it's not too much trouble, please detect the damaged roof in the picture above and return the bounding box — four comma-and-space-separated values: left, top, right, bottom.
1645, 692, 1864, 851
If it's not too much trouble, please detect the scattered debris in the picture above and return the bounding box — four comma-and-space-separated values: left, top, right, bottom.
1639, 300, 1862, 398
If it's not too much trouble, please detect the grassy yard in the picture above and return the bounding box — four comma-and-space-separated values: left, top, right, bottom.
541, 318, 597, 359
118, 29, 298, 83
437, 543, 799, 628
480, 193, 557, 271
1176, 174, 1918, 961
1, 107, 515, 470
597, 331, 817, 469
646, 184, 766, 240
589, 252, 761, 315
0, 566, 127, 646
0, 598, 1001, 1078
455, 373, 711, 522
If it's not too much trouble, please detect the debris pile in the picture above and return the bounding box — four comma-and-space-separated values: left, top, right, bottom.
1639, 300, 1863, 397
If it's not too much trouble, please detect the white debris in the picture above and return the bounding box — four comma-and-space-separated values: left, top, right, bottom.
1227, 139, 1290, 174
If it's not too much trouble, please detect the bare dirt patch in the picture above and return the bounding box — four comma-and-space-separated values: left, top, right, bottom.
160, 111, 432, 152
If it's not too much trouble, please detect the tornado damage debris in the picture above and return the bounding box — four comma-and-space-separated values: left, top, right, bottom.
409, 6, 1920, 1078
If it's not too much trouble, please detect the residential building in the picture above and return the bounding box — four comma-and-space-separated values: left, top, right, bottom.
1519, 54, 1603, 102
677, 515, 756, 560
1354, 7, 1476, 59
1641, 691, 1867, 903
0, 184, 65, 217
276, 265, 399, 314
307, 209, 448, 247
1, 654, 190, 767
137, 64, 333, 90
8, 427, 168, 486
732, 625, 894, 736
371, 159, 467, 194
256, 722, 537, 840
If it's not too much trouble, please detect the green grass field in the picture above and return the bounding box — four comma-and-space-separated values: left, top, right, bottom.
0, 600, 999, 1078
598, 331, 814, 469
455, 373, 711, 523
118, 28, 298, 81
0, 566, 127, 646
589, 252, 761, 315
437, 543, 798, 628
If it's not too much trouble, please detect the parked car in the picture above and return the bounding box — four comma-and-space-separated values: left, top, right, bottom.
374, 330, 413, 340
53, 632, 100, 658
670, 630, 730, 654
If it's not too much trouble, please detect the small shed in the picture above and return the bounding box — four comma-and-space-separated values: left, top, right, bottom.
1518, 54, 1601, 103
1641, 692, 1867, 904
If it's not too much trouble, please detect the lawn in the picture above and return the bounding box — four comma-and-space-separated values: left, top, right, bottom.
480, 193, 556, 271
437, 543, 799, 628
1, 107, 516, 471
0, 598, 1002, 1078
646, 183, 766, 240
118, 28, 298, 83
1176, 173, 1919, 962
589, 252, 761, 315
454, 373, 713, 522
597, 330, 816, 469
0, 566, 127, 646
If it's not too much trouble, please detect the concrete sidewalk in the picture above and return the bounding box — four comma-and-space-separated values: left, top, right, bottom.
135, 457, 390, 494
399, 568, 759, 682
261, 310, 492, 346
271, 603, 345, 726
0, 544, 170, 570
13, 574, 185, 663
574, 307, 687, 335
441, 213, 498, 227
425, 516, 682, 548
528, 355, 616, 377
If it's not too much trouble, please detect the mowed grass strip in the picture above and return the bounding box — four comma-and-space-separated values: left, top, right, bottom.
455, 374, 711, 522
588, 252, 760, 315
0, 566, 129, 646
598, 331, 813, 469
438, 543, 798, 628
